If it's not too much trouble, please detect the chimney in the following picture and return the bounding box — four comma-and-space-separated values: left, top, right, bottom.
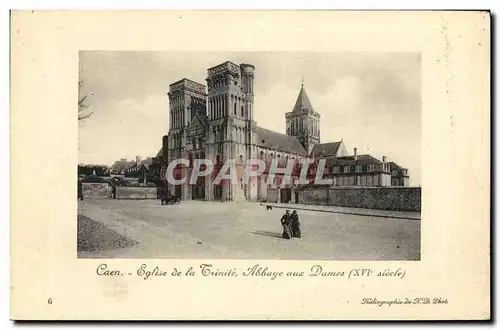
382, 156, 387, 163
353, 147, 358, 161
120, 158, 127, 162
136, 156, 142, 163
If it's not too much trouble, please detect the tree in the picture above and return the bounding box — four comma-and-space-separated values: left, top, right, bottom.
78, 80, 93, 121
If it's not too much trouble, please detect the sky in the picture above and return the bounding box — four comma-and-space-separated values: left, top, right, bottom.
79, 51, 421, 186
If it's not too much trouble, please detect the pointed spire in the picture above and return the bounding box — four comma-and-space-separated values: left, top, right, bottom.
292, 83, 314, 113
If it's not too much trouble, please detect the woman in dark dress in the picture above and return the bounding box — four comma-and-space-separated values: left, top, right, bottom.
281, 210, 292, 239
290, 210, 301, 238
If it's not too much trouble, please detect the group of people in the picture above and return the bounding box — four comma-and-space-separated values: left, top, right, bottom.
280, 210, 301, 240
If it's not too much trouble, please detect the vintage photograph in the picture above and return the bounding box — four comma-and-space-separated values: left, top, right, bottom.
77, 51, 422, 260
10, 10, 490, 321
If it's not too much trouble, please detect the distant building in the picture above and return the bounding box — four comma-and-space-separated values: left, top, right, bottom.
109, 158, 136, 177
389, 161, 410, 187
109, 156, 159, 184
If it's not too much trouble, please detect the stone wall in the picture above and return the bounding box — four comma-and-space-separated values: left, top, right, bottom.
116, 187, 158, 199
297, 187, 330, 205
82, 183, 110, 199
297, 186, 421, 212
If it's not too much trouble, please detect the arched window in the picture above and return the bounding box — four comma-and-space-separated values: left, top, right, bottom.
234, 102, 237, 116
241, 105, 244, 117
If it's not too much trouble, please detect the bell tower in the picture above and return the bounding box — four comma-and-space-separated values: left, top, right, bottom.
205, 61, 257, 201
285, 82, 321, 155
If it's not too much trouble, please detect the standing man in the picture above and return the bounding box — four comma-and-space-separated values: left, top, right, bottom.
77, 178, 84, 201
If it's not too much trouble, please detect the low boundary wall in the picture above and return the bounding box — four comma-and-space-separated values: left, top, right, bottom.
116, 187, 158, 199
298, 186, 421, 212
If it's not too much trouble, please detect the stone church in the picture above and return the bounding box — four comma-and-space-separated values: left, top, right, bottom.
158, 61, 410, 202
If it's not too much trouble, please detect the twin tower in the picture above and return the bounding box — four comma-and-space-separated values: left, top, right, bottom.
165, 60, 321, 201
167, 61, 257, 163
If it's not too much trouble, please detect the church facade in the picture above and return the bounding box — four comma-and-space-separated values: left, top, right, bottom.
158, 61, 410, 202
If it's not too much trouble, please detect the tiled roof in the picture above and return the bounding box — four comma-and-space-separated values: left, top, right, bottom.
292, 85, 315, 113
325, 154, 383, 166
388, 161, 409, 177
311, 142, 342, 157
156, 148, 163, 158
256, 126, 307, 155
388, 161, 402, 170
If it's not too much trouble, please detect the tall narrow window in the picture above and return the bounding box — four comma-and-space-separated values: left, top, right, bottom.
234, 102, 237, 116
241, 105, 244, 117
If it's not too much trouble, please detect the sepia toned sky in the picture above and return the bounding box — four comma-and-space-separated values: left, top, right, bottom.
79, 51, 421, 186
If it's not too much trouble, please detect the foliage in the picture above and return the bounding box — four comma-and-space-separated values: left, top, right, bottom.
78, 80, 93, 121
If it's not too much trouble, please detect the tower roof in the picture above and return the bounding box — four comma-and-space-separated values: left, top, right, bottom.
292, 84, 315, 113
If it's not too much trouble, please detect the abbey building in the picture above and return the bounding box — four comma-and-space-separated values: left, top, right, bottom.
158, 61, 410, 202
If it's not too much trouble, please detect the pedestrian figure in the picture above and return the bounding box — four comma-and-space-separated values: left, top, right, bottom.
77, 179, 84, 201
290, 210, 301, 238
280, 210, 292, 239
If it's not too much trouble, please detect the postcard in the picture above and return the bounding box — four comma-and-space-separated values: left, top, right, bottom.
10, 10, 490, 320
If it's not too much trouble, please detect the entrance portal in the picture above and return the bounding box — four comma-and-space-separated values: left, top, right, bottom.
213, 185, 222, 200
280, 188, 292, 203
192, 184, 205, 200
